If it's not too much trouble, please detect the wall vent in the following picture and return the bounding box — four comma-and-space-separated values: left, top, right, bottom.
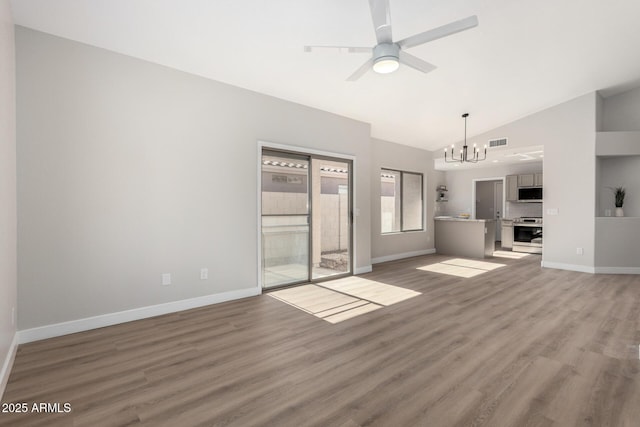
488, 137, 508, 148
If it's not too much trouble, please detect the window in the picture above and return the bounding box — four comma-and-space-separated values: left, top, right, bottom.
381, 169, 424, 233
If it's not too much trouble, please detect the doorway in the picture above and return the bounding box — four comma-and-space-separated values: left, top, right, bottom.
473, 178, 504, 243
260, 148, 353, 289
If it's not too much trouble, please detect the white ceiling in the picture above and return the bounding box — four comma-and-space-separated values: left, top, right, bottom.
10, 0, 640, 151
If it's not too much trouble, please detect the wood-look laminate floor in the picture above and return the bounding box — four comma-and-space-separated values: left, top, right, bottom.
2, 253, 640, 426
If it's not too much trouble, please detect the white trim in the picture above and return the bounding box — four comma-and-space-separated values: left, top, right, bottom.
541, 261, 595, 274
541, 262, 640, 275
354, 265, 373, 274
0, 333, 18, 401
257, 140, 362, 285
257, 143, 264, 291
594, 266, 640, 274
17, 287, 259, 344
372, 249, 436, 265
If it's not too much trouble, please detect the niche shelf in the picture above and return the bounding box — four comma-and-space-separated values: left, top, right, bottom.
596, 131, 640, 156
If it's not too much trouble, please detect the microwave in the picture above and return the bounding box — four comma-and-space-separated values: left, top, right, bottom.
518, 187, 542, 202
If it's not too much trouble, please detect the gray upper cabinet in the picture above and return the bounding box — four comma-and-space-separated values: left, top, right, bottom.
506, 175, 518, 201
534, 173, 543, 187
507, 173, 542, 202
518, 174, 535, 187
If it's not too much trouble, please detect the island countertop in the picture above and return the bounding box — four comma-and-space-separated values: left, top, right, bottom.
434, 216, 496, 223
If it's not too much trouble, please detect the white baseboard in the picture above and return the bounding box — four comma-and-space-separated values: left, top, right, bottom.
18, 287, 260, 344
354, 265, 373, 274
541, 261, 595, 274
372, 248, 436, 265
594, 266, 640, 274
0, 333, 18, 402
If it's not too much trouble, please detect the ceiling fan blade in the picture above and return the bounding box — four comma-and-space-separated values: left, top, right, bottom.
397, 15, 478, 49
368, 0, 393, 44
399, 51, 437, 74
304, 46, 372, 54
347, 58, 374, 81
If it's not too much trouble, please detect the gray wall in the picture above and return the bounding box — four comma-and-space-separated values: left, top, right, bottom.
0, 0, 17, 397
595, 87, 640, 270
16, 27, 372, 329
597, 156, 640, 217
602, 87, 640, 131
596, 92, 604, 132
439, 94, 597, 270
370, 138, 438, 262
595, 218, 640, 269
597, 87, 640, 217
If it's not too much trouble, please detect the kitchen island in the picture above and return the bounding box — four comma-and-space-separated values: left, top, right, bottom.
434, 217, 496, 258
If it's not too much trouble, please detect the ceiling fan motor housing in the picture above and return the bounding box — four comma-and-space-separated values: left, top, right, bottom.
373, 43, 399, 62
373, 43, 400, 73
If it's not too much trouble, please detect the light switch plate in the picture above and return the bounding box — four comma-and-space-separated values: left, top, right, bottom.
162, 273, 171, 286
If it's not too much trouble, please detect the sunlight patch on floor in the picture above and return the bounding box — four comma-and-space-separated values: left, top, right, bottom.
268, 278, 421, 323
269, 285, 359, 313
417, 263, 486, 278
417, 258, 506, 278
443, 258, 506, 271
321, 276, 421, 306
492, 250, 531, 259
269, 285, 382, 323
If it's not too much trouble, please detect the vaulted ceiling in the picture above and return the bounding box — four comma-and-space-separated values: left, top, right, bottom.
11, 0, 640, 150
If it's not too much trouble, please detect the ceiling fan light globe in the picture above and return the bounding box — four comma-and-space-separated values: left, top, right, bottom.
373, 57, 399, 74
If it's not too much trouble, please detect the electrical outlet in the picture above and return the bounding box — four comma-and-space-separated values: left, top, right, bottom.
576, 247, 584, 255
200, 268, 208, 280
162, 273, 171, 286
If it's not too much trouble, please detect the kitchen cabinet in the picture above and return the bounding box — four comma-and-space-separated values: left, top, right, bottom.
534, 173, 543, 187
518, 174, 535, 187
501, 219, 513, 249
506, 175, 518, 202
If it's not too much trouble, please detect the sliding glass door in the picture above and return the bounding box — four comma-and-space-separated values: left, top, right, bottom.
261, 149, 352, 289
311, 157, 352, 280
261, 151, 310, 288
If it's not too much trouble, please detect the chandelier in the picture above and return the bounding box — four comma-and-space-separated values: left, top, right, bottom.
444, 113, 487, 163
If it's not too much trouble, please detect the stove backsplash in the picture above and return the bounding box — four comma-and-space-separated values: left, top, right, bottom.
506, 202, 543, 219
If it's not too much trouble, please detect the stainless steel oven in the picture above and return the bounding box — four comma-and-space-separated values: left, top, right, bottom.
513, 217, 542, 254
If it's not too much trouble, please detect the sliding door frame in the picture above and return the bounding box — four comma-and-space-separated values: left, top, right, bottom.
309, 154, 353, 284
261, 148, 312, 289
257, 141, 356, 292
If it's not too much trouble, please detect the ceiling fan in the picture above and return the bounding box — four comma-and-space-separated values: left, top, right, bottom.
304, 0, 479, 81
